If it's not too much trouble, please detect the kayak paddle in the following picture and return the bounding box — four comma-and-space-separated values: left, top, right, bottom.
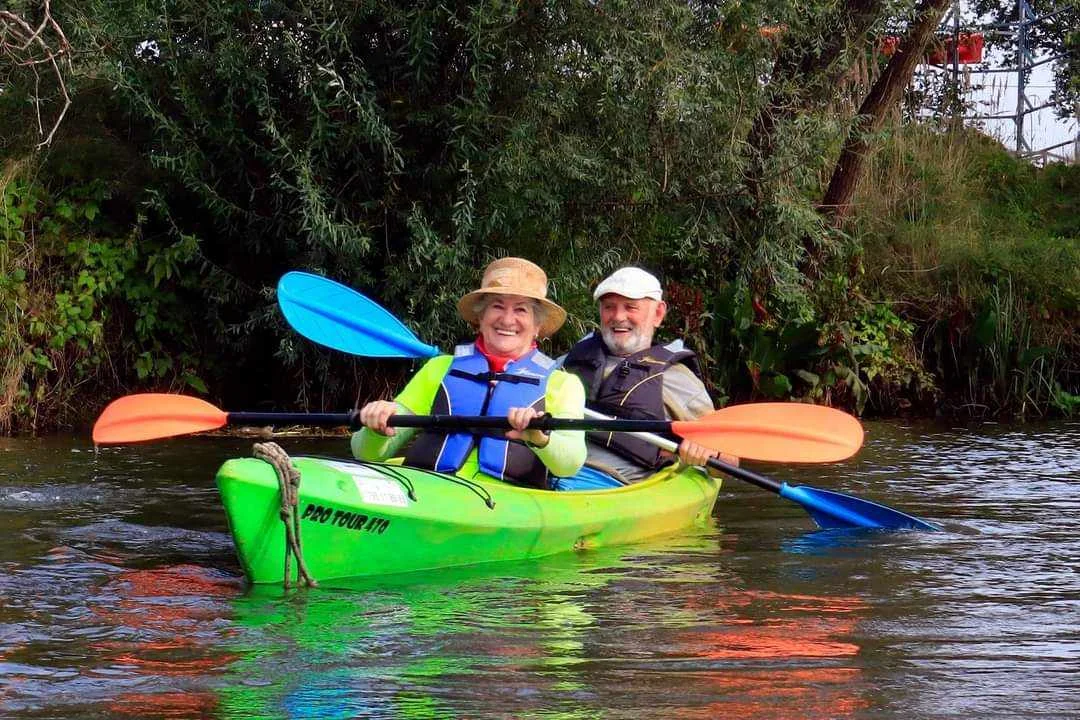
95, 396, 925, 527
276, 272, 939, 531
277, 272, 440, 358
583, 408, 939, 530
92, 394, 354, 445
91, 393, 858, 463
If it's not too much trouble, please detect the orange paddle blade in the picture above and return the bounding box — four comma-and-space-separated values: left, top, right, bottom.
92, 394, 229, 444
671, 403, 864, 463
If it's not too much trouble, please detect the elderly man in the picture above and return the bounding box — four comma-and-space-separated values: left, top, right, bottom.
561, 267, 737, 483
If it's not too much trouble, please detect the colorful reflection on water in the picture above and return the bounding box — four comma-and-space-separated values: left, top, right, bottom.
1, 421, 1079, 718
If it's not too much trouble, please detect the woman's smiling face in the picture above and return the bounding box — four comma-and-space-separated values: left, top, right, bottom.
478, 294, 539, 357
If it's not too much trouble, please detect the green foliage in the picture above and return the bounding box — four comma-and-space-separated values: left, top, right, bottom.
1034, 163, 1080, 238
59, 0, 845, 410
710, 275, 937, 415
712, 281, 820, 401
957, 278, 1069, 416
2, 0, 1072, 431
0, 162, 207, 432
826, 303, 938, 414
853, 125, 1079, 417
1051, 383, 1080, 417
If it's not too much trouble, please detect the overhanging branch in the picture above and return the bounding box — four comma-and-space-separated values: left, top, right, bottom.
1, 0, 72, 147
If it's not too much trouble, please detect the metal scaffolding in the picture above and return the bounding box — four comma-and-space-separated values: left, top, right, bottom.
928, 0, 1077, 164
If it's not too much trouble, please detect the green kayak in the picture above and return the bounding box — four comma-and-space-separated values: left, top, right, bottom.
216, 456, 720, 584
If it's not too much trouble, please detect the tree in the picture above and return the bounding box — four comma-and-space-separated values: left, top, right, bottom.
66, 0, 807, 406
822, 0, 954, 225
0, 0, 71, 148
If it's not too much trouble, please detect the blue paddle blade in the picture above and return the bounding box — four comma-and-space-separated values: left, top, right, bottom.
277, 272, 440, 359
779, 484, 941, 531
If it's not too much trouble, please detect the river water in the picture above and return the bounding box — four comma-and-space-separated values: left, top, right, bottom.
1, 419, 1078, 719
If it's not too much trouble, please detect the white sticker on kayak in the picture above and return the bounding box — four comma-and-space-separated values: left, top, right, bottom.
354, 476, 409, 508
321, 461, 410, 508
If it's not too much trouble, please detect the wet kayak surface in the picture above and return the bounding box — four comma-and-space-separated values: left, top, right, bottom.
1, 419, 1078, 719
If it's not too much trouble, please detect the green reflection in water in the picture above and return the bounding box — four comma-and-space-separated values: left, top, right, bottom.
214, 530, 723, 719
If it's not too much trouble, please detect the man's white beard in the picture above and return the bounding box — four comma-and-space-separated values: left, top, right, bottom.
601, 325, 652, 356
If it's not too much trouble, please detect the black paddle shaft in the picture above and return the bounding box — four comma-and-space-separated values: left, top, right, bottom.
395, 415, 784, 493
389, 415, 790, 492
226, 410, 781, 491
706, 457, 783, 494
227, 411, 360, 427
224, 411, 674, 434
387, 414, 675, 433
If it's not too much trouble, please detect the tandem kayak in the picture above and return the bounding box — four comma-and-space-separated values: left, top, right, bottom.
216, 456, 720, 584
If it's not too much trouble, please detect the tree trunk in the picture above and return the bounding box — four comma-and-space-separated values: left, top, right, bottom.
821, 0, 953, 225
743, 0, 886, 206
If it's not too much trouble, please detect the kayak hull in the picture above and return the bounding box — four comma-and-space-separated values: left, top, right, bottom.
216, 456, 720, 584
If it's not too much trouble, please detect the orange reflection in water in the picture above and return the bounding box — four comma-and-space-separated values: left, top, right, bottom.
666, 669, 867, 720
667, 589, 870, 719
86, 565, 242, 717
107, 691, 219, 719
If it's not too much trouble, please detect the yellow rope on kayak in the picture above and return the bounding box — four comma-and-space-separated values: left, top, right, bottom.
253, 442, 317, 589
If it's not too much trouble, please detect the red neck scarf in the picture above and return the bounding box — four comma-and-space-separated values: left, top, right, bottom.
475, 335, 536, 372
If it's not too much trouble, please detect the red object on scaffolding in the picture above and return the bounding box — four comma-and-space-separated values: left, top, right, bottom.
926, 33, 984, 64
878, 32, 984, 64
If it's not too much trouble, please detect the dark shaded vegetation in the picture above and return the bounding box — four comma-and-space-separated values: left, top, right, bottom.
1, 0, 1076, 433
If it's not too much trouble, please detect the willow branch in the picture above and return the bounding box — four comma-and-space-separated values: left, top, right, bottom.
0, 0, 72, 147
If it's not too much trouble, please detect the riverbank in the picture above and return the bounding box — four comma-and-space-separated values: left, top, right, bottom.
2, 117, 1076, 434
4, 128, 1075, 433
849, 127, 1079, 418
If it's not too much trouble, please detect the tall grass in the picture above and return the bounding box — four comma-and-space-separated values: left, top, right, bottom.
848, 124, 1080, 416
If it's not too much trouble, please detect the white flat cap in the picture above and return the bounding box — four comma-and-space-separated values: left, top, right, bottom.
592, 267, 663, 301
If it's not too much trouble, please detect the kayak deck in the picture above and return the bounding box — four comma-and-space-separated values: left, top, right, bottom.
216, 456, 720, 584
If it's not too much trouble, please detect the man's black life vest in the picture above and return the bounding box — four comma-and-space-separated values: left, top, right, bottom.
562, 332, 699, 469
403, 343, 555, 489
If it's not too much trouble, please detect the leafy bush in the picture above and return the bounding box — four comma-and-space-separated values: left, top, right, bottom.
0, 163, 206, 432
852, 125, 1079, 417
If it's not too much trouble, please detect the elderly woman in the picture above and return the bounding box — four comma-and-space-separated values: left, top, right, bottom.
352, 257, 585, 489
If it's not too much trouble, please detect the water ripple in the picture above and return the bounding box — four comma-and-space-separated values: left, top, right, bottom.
2, 426, 1080, 719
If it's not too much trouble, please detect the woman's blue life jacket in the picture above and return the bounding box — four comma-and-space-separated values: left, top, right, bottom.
403, 343, 557, 489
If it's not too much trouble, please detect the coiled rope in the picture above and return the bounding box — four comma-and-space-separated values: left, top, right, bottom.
253, 442, 317, 588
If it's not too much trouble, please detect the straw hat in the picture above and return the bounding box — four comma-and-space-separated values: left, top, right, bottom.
457, 257, 567, 338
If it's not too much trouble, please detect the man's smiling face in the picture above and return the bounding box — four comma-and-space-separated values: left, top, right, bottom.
598, 294, 667, 357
